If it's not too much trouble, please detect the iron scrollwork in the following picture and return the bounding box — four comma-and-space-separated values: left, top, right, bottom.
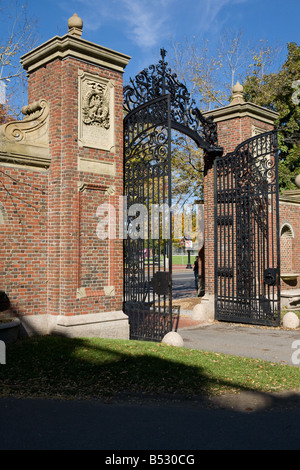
123, 49, 218, 149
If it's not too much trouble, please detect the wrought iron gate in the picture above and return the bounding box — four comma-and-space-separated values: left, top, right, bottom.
123, 49, 220, 341
123, 95, 173, 341
214, 131, 281, 326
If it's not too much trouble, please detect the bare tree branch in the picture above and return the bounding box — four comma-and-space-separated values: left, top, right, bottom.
0, 0, 38, 120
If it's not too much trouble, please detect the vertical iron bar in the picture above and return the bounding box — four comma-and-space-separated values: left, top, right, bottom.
274, 131, 281, 325
167, 94, 173, 334
214, 156, 218, 318
147, 162, 150, 306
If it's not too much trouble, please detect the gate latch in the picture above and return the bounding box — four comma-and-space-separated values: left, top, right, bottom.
151, 272, 170, 296
264, 268, 278, 286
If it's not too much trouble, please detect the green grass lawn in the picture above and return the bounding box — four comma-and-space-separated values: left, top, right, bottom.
145, 256, 192, 266
173, 255, 196, 265
1, 336, 299, 402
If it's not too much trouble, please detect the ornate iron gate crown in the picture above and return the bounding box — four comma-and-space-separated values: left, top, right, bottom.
123, 49, 218, 149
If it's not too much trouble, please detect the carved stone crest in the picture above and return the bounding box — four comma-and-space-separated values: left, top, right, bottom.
79, 70, 115, 151
82, 81, 110, 129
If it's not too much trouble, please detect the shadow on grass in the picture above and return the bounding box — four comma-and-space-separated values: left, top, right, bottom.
1, 335, 300, 413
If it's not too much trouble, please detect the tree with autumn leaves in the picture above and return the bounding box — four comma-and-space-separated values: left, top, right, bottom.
243, 42, 300, 191
170, 34, 299, 194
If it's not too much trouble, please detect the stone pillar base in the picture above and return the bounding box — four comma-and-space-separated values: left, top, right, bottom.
199, 294, 215, 322
19, 312, 130, 340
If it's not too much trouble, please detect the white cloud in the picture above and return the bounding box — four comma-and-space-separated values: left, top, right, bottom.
121, 0, 173, 48
63, 0, 108, 31
118, 0, 250, 45
59, 0, 249, 48
196, 0, 249, 32
65, 0, 174, 48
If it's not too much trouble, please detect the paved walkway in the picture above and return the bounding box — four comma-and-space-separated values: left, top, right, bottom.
177, 313, 300, 366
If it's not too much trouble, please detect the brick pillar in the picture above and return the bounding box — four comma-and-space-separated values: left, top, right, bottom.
201, 82, 279, 321
21, 14, 131, 338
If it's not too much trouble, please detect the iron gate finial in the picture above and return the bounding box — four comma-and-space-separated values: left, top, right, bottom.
160, 48, 167, 61
123, 48, 220, 149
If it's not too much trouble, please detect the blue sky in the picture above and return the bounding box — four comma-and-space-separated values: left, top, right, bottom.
22, 0, 300, 84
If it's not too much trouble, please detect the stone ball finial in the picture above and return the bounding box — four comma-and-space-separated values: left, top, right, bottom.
68, 13, 83, 37
232, 81, 244, 93
295, 174, 300, 189
230, 81, 245, 105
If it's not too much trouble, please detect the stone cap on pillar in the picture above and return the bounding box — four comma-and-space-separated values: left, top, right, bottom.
21, 13, 131, 74
68, 13, 83, 38
230, 81, 245, 105
202, 82, 279, 126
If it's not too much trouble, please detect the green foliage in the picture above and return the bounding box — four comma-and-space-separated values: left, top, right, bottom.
244, 42, 300, 190
169, 31, 285, 199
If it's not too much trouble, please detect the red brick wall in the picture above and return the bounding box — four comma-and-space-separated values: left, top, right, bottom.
0, 55, 125, 320
279, 202, 300, 289
0, 167, 48, 318
217, 116, 273, 155
203, 154, 215, 297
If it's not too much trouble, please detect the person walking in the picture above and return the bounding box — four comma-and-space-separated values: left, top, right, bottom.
193, 256, 199, 292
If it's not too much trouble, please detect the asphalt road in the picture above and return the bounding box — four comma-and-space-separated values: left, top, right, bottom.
172, 271, 196, 298
1, 396, 300, 450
